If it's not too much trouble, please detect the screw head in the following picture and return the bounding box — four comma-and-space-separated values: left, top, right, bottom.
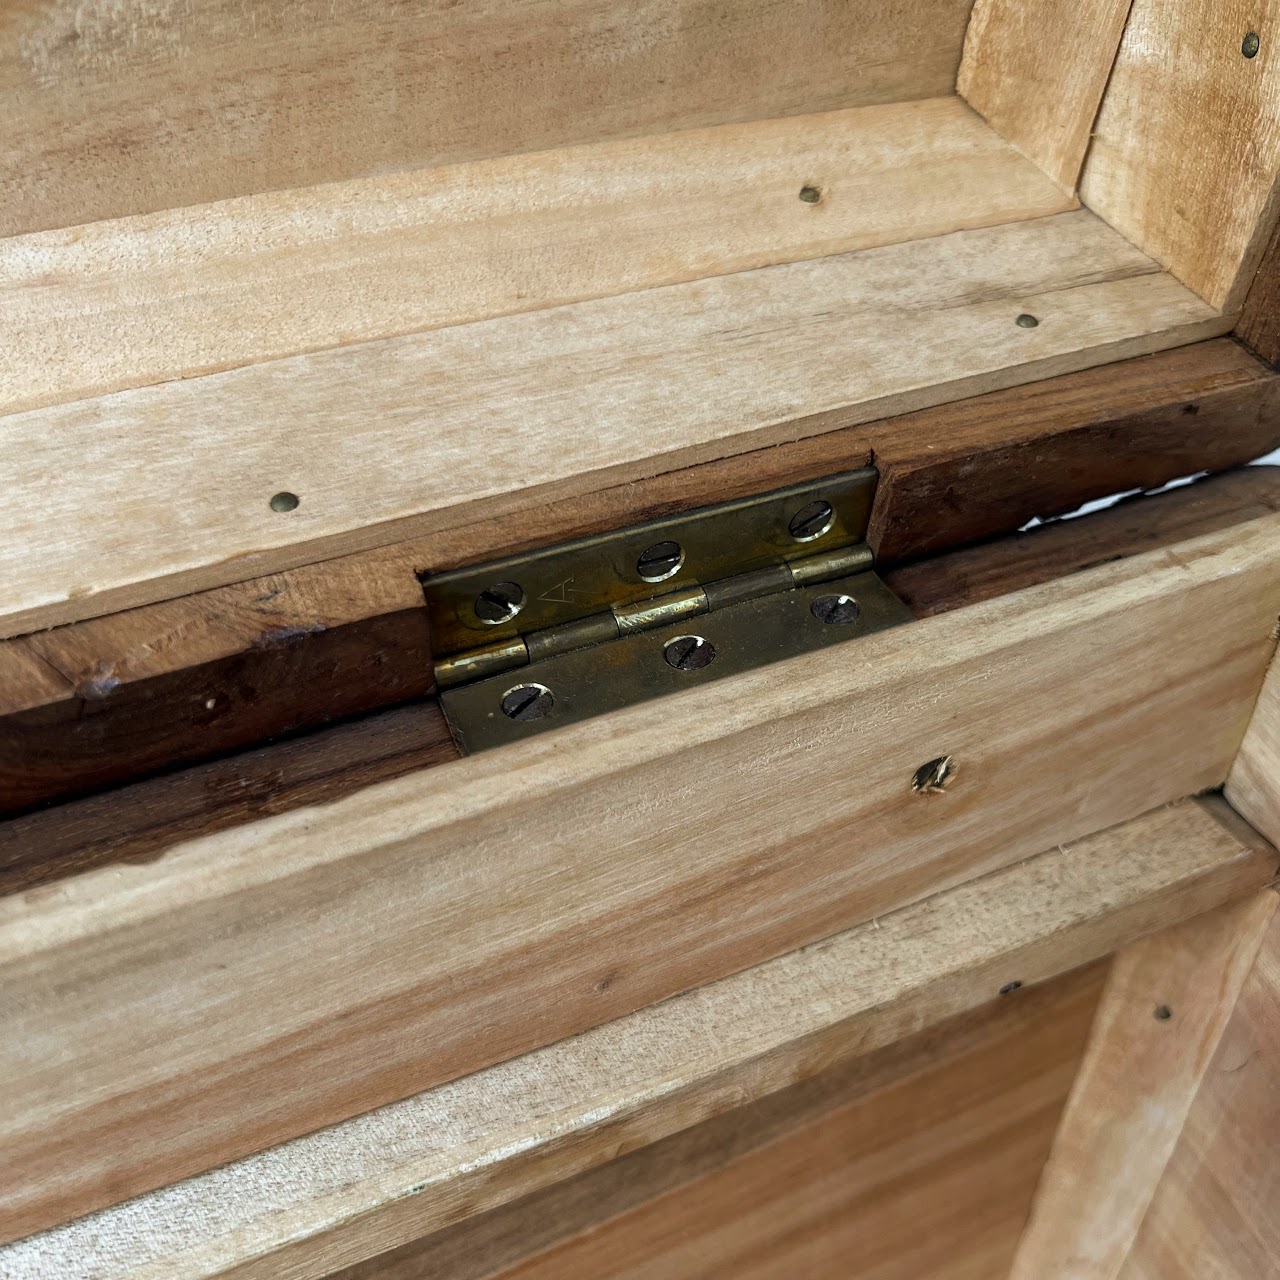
1243, 31, 1261, 58
500, 683, 554, 721
1015, 313, 1039, 329
810, 593, 860, 625
788, 499, 835, 543
269, 491, 300, 512
798, 185, 822, 204
474, 581, 525, 625
637, 540, 685, 583
664, 634, 716, 671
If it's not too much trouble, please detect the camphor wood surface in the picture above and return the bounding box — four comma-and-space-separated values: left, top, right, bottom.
1227, 652, 1280, 851
3, 341, 1276, 818
0, 513, 1278, 1243
1120, 900, 1280, 1280
1081, 0, 1280, 310
2, 799, 1268, 1280
4, 463, 1280, 899
473, 969, 1103, 1280
958, 0, 1132, 192
0, 97, 1072, 418
0, 0, 977, 238
0, 209, 1227, 640
1008, 890, 1280, 1280
1237, 214, 1280, 365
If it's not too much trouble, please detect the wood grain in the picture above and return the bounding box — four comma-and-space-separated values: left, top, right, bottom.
1120, 900, 1280, 1280
0, 0, 976, 237
0, 98, 1072, 417
1009, 890, 1279, 1280
3, 340, 1275, 818
958, 0, 1133, 191
2, 798, 1267, 1280
7, 464, 1280, 898
0, 210, 1227, 640
477, 970, 1100, 1280
1227, 651, 1280, 849
1081, 0, 1280, 310
1236, 214, 1280, 365
1, 516, 1278, 1243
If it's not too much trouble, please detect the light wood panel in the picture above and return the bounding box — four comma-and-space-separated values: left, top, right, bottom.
478, 970, 1101, 1280
1008, 890, 1279, 1280
1, 517, 1278, 1245
0, 210, 1227, 639
1121, 900, 1280, 1280
0, 0, 976, 238
958, 0, 1133, 191
1082, 0, 1280, 310
1237, 213, 1280, 365
1227, 652, 1280, 848
1, 799, 1268, 1280
0, 98, 1071, 418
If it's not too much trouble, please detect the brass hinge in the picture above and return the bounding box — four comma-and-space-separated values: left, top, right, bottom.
420, 467, 913, 752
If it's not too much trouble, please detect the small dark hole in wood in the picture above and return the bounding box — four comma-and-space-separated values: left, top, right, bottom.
799, 185, 822, 204
1243, 32, 1261, 58
1000, 981, 1023, 995
1155, 1004, 1174, 1021
1181, 402, 1201, 415
912, 755, 954, 794
1015, 313, 1039, 329
269, 491, 300, 513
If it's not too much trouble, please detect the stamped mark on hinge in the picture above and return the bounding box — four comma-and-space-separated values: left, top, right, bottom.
539, 577, 593, 604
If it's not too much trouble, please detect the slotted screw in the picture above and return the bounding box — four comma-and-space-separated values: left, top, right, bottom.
474, 581, 524, 624
788, 499, 834, 542
664, 635, 716, 671
500, 683, 554, 721
811, 593, 860, 625
637, 540, 684, 582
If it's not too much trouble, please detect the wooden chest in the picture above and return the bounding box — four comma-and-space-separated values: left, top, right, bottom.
2, 1, 1279, 1275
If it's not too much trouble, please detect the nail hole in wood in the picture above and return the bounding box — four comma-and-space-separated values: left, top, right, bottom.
912, 755, 954, 794
1155, 1004, 1173, 1021
1243, 32, 1261, 58
1015, 313, 1039, 329
799, 185, 822, 204
270, 491, 300, 513
1000, 981, 1023, 995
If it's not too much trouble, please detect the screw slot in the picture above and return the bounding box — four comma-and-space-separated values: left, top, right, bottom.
474, 581, 525, 625
500, 683, 555, 721
664, 635, 716, 671
637, 541, 685, 583
912, 755, 954, 794
811, 593, 860, 625
789, 499, 835, 543
799, 185, 822, 204
1243, 31, 1261, 58
1015, 313, 1040, 329
269, 491, 300, 512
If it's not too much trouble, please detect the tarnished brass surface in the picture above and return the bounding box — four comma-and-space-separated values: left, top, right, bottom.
422, 468, 878, 657
442, 571, 913, 752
